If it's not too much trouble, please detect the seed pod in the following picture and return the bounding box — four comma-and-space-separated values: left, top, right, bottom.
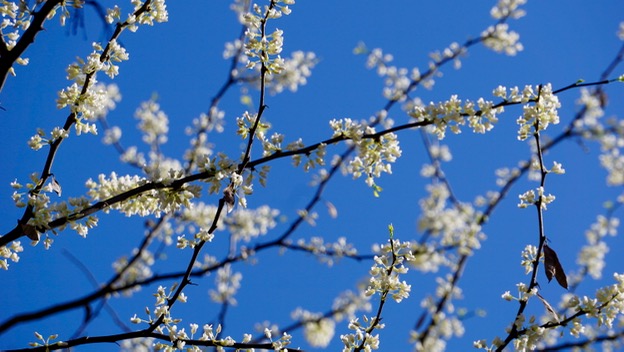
543, 243, 568, 289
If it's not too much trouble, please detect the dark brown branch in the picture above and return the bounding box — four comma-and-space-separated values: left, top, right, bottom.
0, 0, 63, 94
4, 329, 299, 352
2, 0, 157, 247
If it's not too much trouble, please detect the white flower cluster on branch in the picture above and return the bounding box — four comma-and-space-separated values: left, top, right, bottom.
408, 93, 503, 139
330, 118, 402, 194
516, 84, 561, 141
293, 236, 358, 266
576, 214, 620, 279
341, 226, 411, 350
85, 172, 200, 217
3, 0, 624, 351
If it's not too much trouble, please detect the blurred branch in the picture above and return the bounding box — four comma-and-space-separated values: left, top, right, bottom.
537, 330, 624, 351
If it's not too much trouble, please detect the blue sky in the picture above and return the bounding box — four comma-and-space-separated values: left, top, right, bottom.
1, 1, 624, 351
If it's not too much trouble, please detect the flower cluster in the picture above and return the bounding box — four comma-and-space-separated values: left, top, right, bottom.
494, 167, 521, 187
481, 23, 523, 56
0, 1, 32, 53
598, 122, 624, 186
293, 236, 358, 266
56, 82, 121, 135
178, 202, 221, 232
332, 290, 373, 323
517, 186, 556, 209
365, 236, 412, 303
9, 174, 98, 242
0, 240, 23, 270
340, 317, 381, 352
236, 111, 265, 140
408, 94, 503, 139
577, 215, 619, 279
516, 84, 561, 140
60, 38, 126, 125
359, 39, 469, 101
224, 205, 279, 243
574, 88, 605, 132
247, 50, 318, 94
183, 107, 226, 167
135, 98, 169, 146
112, 249, 155, 296
405, 242, 450, 273
520, 244, 537, 274
67, 41, 129, 81
0, 0, 42, 75
494, 273, 624, 351
27, 127, 70, 151
103, 125, 122, 145
86, 172, 200, 217
130, 285, 223, 352
227, 3, 315, 94
242, 1, 295, 74
490, 0, 527, 20
47, 0, 168, 151
127, 0, 168, 30
291, 308, 336, 347
264, 328, 293, 351
28, 332, 65, 350
357, 44, 430, 100
411, 317, 465, 352
569, 85, 624, 186
176, 228, 213, 249
512, 323, 548, 351
209, 264, 242, 305
413, 275, 466, 351
432, 38, 466, 65
340, 229, 411, 351
570, 85, 624, 185
330, 118, 402, 194
151, 285, 179, 328
417, 183, 486, 255
268, 50, 317, 92
421, 142, 451, 172
290, 141, 327, 172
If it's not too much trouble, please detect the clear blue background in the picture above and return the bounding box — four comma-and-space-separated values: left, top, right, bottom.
1, 1, 623, 350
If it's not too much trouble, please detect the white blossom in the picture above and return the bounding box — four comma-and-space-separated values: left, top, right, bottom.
225, 205, 279, 243
482, 23, 523, 56
111, 249, 154, 296
209, 264, 242, 305
135, 98, 169, 145
516, 84, 561, 140
490, 0, 527, 20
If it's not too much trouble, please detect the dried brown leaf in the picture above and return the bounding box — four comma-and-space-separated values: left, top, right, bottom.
20, 223, 40, 242
223, 185, 235, 213
543, 244, 568, 289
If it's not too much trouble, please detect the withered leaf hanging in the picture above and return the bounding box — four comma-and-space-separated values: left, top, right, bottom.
223, 185, 235, 213
20, 222, 40, 242
543, 243, 568, 289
